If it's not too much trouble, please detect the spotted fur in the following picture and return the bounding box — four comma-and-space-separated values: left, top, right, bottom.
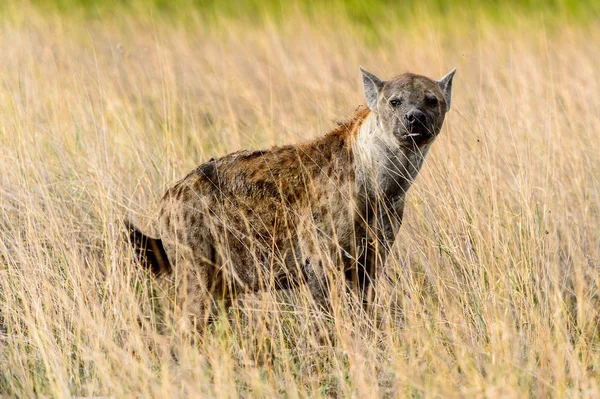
127, 68, 456, 332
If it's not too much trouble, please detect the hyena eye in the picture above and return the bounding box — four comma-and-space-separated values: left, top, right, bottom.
426, 95, 439, 107
389, 99, 402, 108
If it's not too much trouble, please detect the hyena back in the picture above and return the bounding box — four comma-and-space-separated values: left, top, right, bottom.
127, 67, 456, 330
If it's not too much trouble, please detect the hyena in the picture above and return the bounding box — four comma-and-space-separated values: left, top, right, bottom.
127, 67, 456, 331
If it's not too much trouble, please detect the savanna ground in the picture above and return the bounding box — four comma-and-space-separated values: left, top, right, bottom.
0, 0, 599, 397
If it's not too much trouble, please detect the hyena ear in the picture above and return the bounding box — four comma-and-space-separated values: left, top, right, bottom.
360, 67, 384, 111
438, 68, 457, 111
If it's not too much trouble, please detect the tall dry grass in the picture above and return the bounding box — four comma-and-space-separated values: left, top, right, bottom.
0, 3, 599, 397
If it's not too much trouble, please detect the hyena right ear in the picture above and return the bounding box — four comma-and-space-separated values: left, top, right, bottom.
360, 67, 384, 111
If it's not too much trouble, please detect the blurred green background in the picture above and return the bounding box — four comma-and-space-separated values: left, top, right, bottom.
15, 0, 600, 28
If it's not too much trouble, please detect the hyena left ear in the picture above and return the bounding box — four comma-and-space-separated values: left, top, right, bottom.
360, 67, 384, 111
438, 68, 457, 111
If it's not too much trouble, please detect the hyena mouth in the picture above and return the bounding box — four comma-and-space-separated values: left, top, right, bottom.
406, 128, 434, 146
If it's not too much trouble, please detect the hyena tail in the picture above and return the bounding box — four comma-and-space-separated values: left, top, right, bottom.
125, 220, 172, 276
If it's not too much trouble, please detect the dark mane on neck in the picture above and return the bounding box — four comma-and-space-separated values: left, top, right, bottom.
329, 105, 371, 139
296, 105, 371, 166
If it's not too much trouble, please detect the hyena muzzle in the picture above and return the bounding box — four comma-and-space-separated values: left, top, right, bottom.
127, 67, 456, 332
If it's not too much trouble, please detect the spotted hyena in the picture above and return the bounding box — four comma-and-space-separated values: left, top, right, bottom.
127, 67, 456, 331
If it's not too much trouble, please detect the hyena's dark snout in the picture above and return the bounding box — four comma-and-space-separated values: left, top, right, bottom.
404, 109, 429, 133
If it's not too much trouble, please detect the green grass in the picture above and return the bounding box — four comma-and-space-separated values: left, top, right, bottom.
18, 0, 600, 27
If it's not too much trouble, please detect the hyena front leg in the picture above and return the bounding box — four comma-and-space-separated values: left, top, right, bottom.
302, 257, 332, 313
357, 197, 405, 307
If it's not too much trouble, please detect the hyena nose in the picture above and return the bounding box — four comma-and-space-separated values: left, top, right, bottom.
405, 109, 427, 127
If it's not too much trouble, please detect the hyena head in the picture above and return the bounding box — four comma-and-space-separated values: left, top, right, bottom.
360, 67, 456, 148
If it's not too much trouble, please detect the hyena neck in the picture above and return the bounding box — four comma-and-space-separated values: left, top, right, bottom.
352, 112, 431, 202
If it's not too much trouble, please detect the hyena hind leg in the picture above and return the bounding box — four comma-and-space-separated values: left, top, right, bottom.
157, 246, 214, 338
174, 256, 238, 336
